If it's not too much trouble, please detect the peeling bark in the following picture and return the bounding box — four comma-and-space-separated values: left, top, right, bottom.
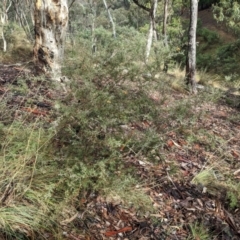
33, 0, 69, 81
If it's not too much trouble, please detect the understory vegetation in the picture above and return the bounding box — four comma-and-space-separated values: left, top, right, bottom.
0, 1, 240, 240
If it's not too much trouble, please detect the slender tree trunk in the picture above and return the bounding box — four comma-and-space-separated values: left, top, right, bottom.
33, 0, 69, 81
162, 0, 169, 47
90, 0, 96, 54
0, 0, 12, 52
0, 13, 7, 52
102, 0, 116, 38
152, 0, 158, 41
22, 10, 33, 41
1, 31, 7, 52
185, 0, 198, 94
91, 19, 96, 53
162, 0, 169, 72
145, 18, 153, 63
145, 0, 158, 63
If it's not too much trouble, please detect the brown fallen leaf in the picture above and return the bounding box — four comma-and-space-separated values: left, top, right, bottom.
80, 198, 87, 204
22, 107, 48, 116
182, 170, 189, 177
231, 150, 239, 159
104, 226, 133, 237
178, 139, 188, 146
142, 120, 152, 128
193, 144, 201, 150
167, 131, 176, 138
68, 234, 83, 240
167, 139, 174, 148
120, 145, 125, 152
0, 87, 7, 93
224, 208, 239, 233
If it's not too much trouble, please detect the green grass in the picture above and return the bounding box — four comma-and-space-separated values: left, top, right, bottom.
188, 222, 211, 240
0, 66, 162, 237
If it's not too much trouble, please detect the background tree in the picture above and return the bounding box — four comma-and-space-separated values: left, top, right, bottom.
132, 0, 158, 62
162, 0, 169, 47
11, 0, 34, 41
0, 0, 12, 52
33, 0, 69, 81
102, 0, 116, 38
185, 0, 198, 94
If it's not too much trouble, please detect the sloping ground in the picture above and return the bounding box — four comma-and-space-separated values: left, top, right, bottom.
0, 64, 240, 239
68, 94, 240, 239
183, 8, 236, 43
198, 9, 236, 43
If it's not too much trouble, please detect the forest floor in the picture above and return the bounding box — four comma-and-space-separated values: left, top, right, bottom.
0, 6, 240, 240
0, 62, 240, 240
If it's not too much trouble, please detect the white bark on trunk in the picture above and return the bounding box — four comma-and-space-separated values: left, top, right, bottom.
22, 11, 33, 41
33, 0, 69, 81
145, 20, 153, 63
1, 30, 7, 52
0, 0, 12, 53
186, 0, 198, 94
102, 0, 116, 38
152, 0, 158, 41
162, 0, 169, 47
145, 0, 158, 63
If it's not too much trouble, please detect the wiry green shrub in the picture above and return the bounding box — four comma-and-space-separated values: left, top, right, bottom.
198, 27, 219, 44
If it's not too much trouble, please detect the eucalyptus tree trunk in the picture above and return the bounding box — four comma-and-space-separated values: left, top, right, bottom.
162, 0, 169, 47
102, 0, 116, 38
145, 0, 158, 63
33, 0, 69, 81
1, 31, 7, 52
145, 18, 153, 63
90, 0, 97, 54
162, 0, 169, 72
0, 0, 12, 52
185, 0, 198, 94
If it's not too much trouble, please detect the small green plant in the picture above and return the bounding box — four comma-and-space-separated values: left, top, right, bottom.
192, 169, 216, 189
227, 190, 239, 210
198, 28, 219, 44
169, 100, 194, 122
189, 222, 211, 240
197, 53, 214, 70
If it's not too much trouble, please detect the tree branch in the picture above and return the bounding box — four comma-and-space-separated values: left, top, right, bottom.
132, 0, 150, 12
69, 0, 76, 9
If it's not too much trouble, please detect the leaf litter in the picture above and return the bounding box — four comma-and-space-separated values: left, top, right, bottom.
0, 64, 240, 239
